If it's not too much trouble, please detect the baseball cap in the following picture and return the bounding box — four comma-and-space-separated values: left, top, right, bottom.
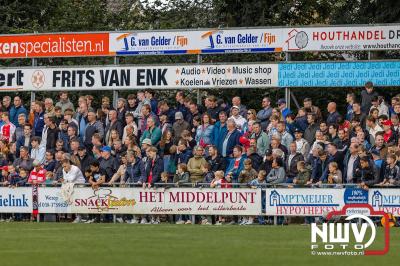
101, 146, 112, 152
142, 139, 152, 146
175, 112, 183, 120
0, 166, 8, 171
277, 98, 286, 105
294, 128, 303, 134
382, 120, 393, 126
231, 105, 240, 110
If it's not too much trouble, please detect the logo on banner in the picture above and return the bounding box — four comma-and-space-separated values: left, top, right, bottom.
311, 204, 390, 256
286, 29, 308, 50
74, 188, 136, 212
31, 70, 45, 89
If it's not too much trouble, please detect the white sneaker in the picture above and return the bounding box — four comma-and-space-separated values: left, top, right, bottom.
176, 220, 185, 225
116, 218, 124, 223
152, 219, 160, 224
204, 221, 212, 225
0, 218, 5, 222
140, 218, 148, 224
215, 221, 223, 226
6, 217, 14, 222
228, 221, 236, 225
185, 220, 192, 225
85, 219, 95, 224
72, 217, 82, 223
127, 219, 139, 224
240, 219, 248, 225
245, 220, 254, 225
201, 219, 208, 225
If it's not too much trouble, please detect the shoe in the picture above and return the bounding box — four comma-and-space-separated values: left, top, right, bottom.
245, 220, 254, 225
201, 219, 208, 225
127, 219, 138, 224
85, 219, 95, 224
176, 220, 185, 225
0, 218, 5, 222
239, 219, 247, 225
6, 217, 14, 222
215, 221, 223, 226
205, 221, 212, 225
152, 219, 160, 224
228, 221, 236, 225
72, 217, 82, 223
116, 218, 124, 223
185, 220, 192, 224
140, 218, 148, 224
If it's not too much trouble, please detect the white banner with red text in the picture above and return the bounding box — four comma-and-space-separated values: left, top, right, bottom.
37, 187, 262, 215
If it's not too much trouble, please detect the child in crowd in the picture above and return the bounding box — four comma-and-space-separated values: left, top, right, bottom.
293, 161, 311, 186
238, 159, 258, 184
201, 162, 214, 184
242, 170, 267, 225
212, 171, 226, 225
174, 164, 191, 225
379, 154, 400, 186
327, 162, 342, 184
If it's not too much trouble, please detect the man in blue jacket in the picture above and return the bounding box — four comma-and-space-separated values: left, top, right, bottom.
213, 111, 228, 153
9, 96, 27, 126
33, 101, 45, 137
125, 151, 146, 184
220, 118, 241, 159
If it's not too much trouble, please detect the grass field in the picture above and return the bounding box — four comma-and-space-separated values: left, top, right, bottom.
0, 223, 398, 266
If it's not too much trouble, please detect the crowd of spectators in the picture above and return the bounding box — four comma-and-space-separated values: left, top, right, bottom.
0, 81, 399, 224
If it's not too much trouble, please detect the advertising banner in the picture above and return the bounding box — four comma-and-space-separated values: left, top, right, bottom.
110, 25, 400, 55
0, 187, 32, 213
0, 33, 109, 58
38, 187, 262, 215
370, 189, 400, 216
1, 24, 400, 58
0, 63, 278, 91
265, 188, 346, 216
2, 60, 400, 91
278, 61, 400, 87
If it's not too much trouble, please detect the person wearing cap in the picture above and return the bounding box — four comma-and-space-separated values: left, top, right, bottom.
277, 98, 292, 119
171, 111, 190, 145
382, 119, 397, 145
99, 146, 118, 183
27, 159, 46, 184
140, 116, 161, 147
229, 105, 246, 131
77, 145, 95, 174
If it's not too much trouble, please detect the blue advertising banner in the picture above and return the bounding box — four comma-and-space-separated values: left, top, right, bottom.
278, 61, 400, 87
